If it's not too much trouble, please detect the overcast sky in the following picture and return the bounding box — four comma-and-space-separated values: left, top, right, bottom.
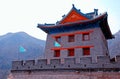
0, 0, 120, 40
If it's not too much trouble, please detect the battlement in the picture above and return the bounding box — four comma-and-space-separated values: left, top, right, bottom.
11, 56, 120, 72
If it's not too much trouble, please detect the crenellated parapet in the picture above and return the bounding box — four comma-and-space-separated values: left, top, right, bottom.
11, 55, 120, 72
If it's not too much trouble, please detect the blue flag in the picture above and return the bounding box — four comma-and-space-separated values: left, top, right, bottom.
19, 46, 26, 53
54, 41, 61, 47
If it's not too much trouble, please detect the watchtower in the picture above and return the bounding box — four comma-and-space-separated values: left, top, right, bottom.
37, 5, 113, 64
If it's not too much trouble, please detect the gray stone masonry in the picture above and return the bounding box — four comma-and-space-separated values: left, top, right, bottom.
11, 55, 120, 72
44, 27, 109, 63
10, 71, 120, 79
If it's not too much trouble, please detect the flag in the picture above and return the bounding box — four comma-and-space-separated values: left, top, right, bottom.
54, 41, 61, 47
19, 46, 26, 53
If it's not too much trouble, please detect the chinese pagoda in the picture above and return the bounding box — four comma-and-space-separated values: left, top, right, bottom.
37, 4, 113, 64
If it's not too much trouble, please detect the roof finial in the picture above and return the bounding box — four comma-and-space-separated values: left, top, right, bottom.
62, 14, 65, 18
78, 9, 81, 12
72, 4, 75, 8
94, 9, 98, 16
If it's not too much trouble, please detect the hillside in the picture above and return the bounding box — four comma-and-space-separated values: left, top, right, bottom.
0, 32, 45, 79
108, 30, 120, 58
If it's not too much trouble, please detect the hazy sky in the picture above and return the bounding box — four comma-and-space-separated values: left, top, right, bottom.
0, 0, 120, 40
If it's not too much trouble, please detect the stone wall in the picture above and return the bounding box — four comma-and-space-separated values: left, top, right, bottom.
10, 70, 120, 79
12, 55, 120, 71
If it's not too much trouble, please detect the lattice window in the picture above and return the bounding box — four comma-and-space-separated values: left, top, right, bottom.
68, 49, 74, 56
82, 33, 90, 41
68, 35, 75, 42
54, 36, 61, 47
83, 48, 90, 55
54, 50, 60, 57
56, 36, 61, 43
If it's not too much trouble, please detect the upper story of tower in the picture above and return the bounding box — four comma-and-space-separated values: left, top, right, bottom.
37, 4, 113, 40
37, 5, 113, 60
